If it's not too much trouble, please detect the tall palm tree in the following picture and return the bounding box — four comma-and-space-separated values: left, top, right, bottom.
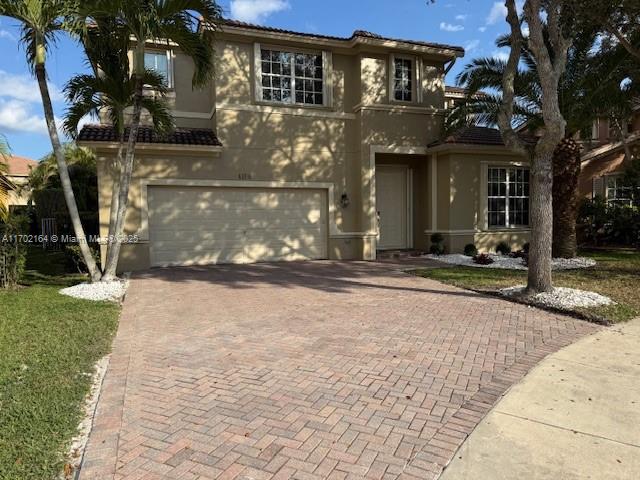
64, 17, 173, 249
448, 32, 636, 258
0, 134, 10, 221
75, 0, 222, 280
0, 0, 101, 280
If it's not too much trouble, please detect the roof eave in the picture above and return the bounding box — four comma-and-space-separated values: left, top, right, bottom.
426, 143, 527, 156
78, 141, 223, 155
216, 24, 464, 58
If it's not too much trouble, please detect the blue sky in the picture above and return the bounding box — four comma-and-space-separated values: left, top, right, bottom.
0, 0, 513, 160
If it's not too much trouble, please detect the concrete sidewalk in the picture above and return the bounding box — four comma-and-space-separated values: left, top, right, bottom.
440, 318, 640, 480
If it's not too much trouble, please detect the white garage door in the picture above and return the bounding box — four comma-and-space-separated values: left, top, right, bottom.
148, 186, 328, 266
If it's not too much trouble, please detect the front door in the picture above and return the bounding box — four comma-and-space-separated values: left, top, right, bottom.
376, 165, 408, 250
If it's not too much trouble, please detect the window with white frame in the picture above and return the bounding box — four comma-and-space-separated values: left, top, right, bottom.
487, 167, 530, 227
259, 48, 324, 105
144, 51, 171, 87
393, 57, 413, 102
606, 175, 632, 206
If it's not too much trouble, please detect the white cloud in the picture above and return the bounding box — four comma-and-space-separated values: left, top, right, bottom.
230, 0, 290, 23
455, 14, 468, 21
478, 26, 487, 32
440, 22, 464, 32
465, 39, 480, 52
486, 1, 523, 26
486, 2, 507, 25
0, 29, 16, 42
492, 49, 510, 62
0, 70, 63, 104
0, 98, 49, 135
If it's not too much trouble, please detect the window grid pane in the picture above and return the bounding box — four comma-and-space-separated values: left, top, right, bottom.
394, 58, 412, 102
144, 52, 169, 86
261, 49, 323, 105
487, 167, 529, 227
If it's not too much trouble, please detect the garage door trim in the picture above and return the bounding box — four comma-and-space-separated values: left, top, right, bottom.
136, 179, 338, 243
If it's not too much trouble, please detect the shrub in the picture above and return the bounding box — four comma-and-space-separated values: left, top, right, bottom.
463, 243, 478, 256
429, 243, 445, 255
430, 232, 444, 244
0, 214, 28, 288
429, 232, 445, 255
496, 241, 511, 255
64, 243, 100, 274
473, 253, 494, 265
522, 242, 530, 253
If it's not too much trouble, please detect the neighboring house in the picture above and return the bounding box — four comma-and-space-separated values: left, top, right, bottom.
0, 173, 16, 215
78, 20, 530, 272
5, 155, 38, 207
579, 108, 640, 205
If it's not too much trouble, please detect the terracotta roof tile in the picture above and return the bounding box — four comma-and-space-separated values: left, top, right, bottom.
220, 19, 465, 54
78, 125, 222, 146
4, 155, 38, 177
431, 126, 537, 147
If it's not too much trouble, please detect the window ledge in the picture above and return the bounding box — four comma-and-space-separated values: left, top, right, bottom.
254, 100, 334, 111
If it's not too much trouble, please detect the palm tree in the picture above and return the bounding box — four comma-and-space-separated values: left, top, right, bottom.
0, 134, 10, 221
74, 0, 222, 280
0, 0, 101, 280
448, 31, 636, 258
63, 17, 173, 250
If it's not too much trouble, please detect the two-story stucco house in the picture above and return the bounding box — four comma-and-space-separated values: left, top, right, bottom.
78, 20, 530, 272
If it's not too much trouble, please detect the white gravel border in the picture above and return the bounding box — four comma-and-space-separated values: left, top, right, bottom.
60, 279, 128, 302
500, 285, 614, 310
426, 253, 597, 270
60, 355, 110, 479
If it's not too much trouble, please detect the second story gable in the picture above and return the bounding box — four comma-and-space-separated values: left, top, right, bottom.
149, 20, 464, 130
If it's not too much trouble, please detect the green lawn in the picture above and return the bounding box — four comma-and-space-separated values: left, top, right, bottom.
416, 250, 640, 324
0, 248, 119, 480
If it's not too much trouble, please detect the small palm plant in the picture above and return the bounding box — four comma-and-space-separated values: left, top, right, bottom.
72, 0, 222, 280
64, 17, 173, 243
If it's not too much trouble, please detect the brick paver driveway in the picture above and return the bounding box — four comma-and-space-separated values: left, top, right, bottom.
80, 261, 597, 480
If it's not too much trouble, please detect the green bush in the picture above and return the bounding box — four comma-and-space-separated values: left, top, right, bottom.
430, 232, 444, 244
496, 241, 511, 255
578, 197, 640, 247
429, 243, 445, 255
463, 243, 478, 257
64, 244, 100, 274
0, 214, 28, 288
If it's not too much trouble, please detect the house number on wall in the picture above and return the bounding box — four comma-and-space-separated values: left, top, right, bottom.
238, 173, 252, 180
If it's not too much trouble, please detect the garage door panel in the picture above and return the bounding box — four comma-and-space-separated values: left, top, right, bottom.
148, 186, 327, 266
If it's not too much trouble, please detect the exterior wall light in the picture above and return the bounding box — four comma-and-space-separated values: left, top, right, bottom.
340, 192, 350, 208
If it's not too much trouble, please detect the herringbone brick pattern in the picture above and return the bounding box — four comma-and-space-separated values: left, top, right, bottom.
79, 261, 598, 480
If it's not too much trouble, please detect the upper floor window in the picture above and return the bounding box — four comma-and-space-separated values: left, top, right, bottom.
606, 175, 632, 206
488, 167, 530, 227
393, 57, 413, 102
144, 51, 172, 88
260, 48, 324, 105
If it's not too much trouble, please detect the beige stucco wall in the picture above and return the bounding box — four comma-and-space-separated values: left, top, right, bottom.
430, 149, 530, 254
6, 176, 31, 206
94, 33, 461, 272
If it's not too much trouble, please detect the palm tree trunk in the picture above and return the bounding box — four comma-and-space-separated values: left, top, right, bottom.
106, 125, 126, 254
527, 151, 554, 293
102, 72, 144, 280
35, 63, 101, 282
552, 137, 581, 258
